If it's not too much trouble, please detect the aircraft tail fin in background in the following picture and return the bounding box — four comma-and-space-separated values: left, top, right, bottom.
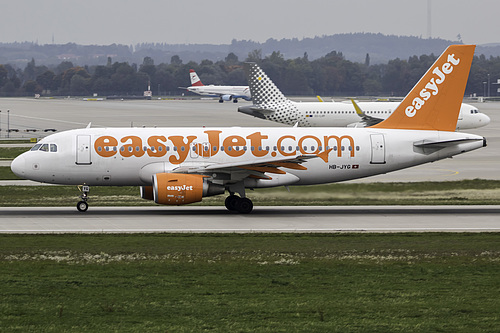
244, 63, 289, 105
240, 62, 299, 125
189, 69, 204, 86
371, 45, 475, 131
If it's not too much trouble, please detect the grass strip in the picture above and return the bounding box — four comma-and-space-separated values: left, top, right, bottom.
1, 233, 499, 332
0, 166, 21, 180
0, 147, 29, 159
1, 180, 500, 206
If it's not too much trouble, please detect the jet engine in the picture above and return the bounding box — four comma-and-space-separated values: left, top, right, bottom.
221, 94, 233, 102
141, 173, 224, 205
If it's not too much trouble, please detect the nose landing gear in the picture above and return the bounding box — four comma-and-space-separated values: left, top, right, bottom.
77, 184, 90, 212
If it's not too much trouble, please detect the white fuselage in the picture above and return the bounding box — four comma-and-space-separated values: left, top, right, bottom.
187, 85, 251, 100
12, 127, 485, 188
250, 101, 490, 130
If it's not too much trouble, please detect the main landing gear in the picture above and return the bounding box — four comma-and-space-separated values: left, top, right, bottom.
77, 184, 90, 212
224, 194, 253, 214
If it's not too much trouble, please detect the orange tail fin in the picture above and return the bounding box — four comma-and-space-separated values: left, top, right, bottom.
371, 44, 475, 131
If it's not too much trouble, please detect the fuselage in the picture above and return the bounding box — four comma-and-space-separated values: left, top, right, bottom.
241, 101, 490, 130
11, 127, 485, 188
187, 85, 251, 100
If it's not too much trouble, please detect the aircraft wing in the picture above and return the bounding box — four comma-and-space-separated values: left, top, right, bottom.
351, 99, 384, 127
172, 154, 318, 181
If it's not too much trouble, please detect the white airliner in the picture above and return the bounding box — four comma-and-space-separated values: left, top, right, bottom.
181, 69, 252, 103
11, 45, 486, 214
238, 63, 490, 130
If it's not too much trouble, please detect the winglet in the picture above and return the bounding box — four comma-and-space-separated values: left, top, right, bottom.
371, 45, 475, 131
350, 99, 365, 116
189, 69, 204, 86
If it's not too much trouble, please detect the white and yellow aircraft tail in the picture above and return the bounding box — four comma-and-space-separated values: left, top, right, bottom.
372, 45, 475, 131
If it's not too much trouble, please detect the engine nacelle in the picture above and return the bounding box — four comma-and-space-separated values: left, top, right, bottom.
221, 94, 233, 101
151, 173, 224, 205
140, 186, 154, 200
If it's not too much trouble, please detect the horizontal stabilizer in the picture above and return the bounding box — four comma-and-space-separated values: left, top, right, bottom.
414, 137, 486, 148
238, 105, 275, 119
414, 137, 486, 154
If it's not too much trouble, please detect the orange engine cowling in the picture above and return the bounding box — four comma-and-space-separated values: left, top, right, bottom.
151, 173, 224, 205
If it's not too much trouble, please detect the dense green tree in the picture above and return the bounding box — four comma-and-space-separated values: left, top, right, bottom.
0, 65, 7, 87
23, 80, 41, 94
36, 70, 56, 92
170, 55, 182, 66
2, 47, 499, 97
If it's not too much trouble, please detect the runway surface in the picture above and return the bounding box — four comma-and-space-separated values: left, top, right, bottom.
1, 206, 499, 233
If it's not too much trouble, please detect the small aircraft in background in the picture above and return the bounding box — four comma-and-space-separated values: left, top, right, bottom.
239, 63, 490, 130
180, 69, 252, 103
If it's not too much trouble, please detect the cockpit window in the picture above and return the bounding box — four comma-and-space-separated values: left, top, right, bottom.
471, 109, 479, 114
30, 143, 58, 152
30, 144, 42, 151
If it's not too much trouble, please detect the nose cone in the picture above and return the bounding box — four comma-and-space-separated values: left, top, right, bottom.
481, 113, 491, 126
11, 154, 26, 178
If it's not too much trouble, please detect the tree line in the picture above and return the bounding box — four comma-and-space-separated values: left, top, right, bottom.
1, 49, 499, 98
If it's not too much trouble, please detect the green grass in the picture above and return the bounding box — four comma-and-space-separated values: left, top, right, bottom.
0, 139, 33, 144
0, 166, 21, 180
1, 233, 499, 332
0, 147, 29, 159
1, 180, 500, 206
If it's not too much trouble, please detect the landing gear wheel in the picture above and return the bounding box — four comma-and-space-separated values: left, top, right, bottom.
77, 184, 90, 212
237, 197, 253, 214
77, 200, 88, 212
233, 99, 238, 103
225, 195, 239, 211
218, 99, 224, 103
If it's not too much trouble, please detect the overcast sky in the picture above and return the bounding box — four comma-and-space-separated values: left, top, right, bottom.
2, 0, 498, 46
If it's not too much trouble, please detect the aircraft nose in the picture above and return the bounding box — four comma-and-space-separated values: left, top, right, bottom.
11, 154, 26, 178
482, 114, 491, 126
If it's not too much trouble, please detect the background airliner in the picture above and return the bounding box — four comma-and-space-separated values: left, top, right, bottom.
238, 63, 490, 130
11, 45, 485, 214
181, 69, 252, 103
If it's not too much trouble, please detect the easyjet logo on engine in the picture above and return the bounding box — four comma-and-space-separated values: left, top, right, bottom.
94, 130, 356, 165
167, 185, 194, 191
405, 53, 461, 118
